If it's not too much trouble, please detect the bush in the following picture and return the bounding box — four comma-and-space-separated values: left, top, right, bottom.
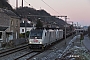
2, 42, 6, 47
19, 33, 25, 38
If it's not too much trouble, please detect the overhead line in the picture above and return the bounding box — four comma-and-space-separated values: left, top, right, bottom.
23, 0, 61, 15
24, 0, 33, 7
41, 0, 60, 15
27, 15, 67, 17
24, 0, 29, 4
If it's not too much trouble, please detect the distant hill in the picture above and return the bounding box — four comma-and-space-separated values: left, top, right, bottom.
0, 0, 66, 28
15, 7, 66, 28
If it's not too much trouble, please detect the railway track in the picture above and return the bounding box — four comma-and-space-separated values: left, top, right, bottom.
0, 44, 28, 57
0, 33, 75, 60
27, 52, 42, 60
15, 34, 74, 60
14, 51, 42, 60
14, 51, 34, 60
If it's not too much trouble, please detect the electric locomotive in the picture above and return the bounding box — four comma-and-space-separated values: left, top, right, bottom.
28, 29, 63, 49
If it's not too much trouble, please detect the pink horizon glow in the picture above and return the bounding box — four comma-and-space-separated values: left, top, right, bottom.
9, 0, 90, 26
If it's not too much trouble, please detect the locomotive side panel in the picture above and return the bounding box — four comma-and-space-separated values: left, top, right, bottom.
42, 30, 50, 47
56, 30, 59, 40
49, 30, 57, 44
49, 31, 54, 44
58, 30, 63, 39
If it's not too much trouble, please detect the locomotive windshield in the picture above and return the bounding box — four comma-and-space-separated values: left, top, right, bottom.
30, 30, 43, 39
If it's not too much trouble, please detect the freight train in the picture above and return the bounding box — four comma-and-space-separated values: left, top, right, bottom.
28, 28, 63, 49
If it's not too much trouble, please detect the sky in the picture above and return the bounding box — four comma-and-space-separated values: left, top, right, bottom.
8, 0, 90, 26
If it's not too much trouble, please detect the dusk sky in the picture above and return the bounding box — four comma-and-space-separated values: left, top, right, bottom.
9, 0, 90, 26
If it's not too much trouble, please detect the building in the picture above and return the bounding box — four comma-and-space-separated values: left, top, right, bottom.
0, 8, 20, 43
20, 21, 34, 34
83, 26, 88, 31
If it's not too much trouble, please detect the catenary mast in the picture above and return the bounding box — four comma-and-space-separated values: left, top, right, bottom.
16, 0, 18, 8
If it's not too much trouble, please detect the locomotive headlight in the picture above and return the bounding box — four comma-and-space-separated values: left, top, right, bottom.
29, 42, 32, 44
40, 42, 42, 44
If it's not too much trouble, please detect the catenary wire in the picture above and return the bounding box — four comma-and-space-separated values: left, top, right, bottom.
41, 0, 61, 15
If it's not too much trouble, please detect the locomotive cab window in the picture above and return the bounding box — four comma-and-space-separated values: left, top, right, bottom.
45, 32, 46, 36
0, 32, 2, 40
30, 30, 43, 39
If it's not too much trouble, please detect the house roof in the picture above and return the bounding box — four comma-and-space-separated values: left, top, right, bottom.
0, 26, 8, 31
20, 22, 33, 27
0, 8, 19, 18
3, 9, 17, 16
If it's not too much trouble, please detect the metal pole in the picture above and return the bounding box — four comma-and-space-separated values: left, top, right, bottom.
25, 19, 27, 38
65, 16, 67, 45
16, 0, 18, 8
77, 22, 78, 35
22, 0, 23, 8
72, 22, 73, 36
74, 24, 76, 35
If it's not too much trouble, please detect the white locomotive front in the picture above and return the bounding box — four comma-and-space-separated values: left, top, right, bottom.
29, 29, 44, 49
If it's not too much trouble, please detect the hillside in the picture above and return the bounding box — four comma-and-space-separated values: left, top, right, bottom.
0, 0, 13, 10
0, 0, 66, 28
0, 0, 65, 27
15, 7, 66, 28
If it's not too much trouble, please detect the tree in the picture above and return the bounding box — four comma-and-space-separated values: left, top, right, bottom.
36, 19, 43, 28
88, 26, 90, 36
80, 33, 84, 40
26, 31, 30, 38
70, 25, 73, 31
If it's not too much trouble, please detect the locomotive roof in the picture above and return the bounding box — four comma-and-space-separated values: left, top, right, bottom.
36, 27, 63, 30
31, 29, 43, 31
31, 28, 63, 32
